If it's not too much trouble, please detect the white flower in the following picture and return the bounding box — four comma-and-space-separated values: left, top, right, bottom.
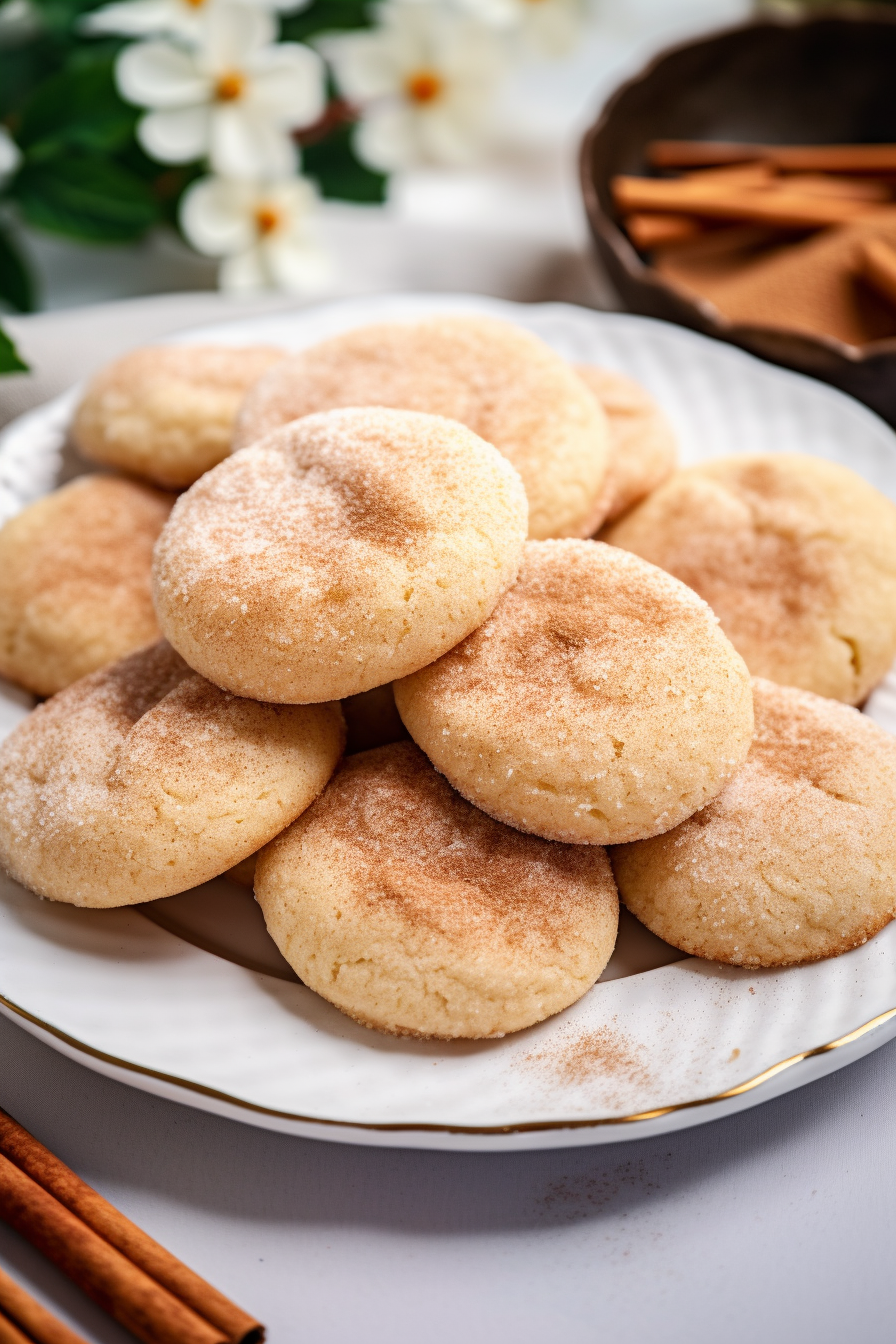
84, 0, 309, 43
116, 5, 324, 178
0, 127, 21, 184
180, 173, 331, 292
324, 1, 507, 171
456, 0, 589, 56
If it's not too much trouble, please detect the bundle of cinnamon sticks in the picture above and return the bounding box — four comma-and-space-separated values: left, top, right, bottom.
0, 1108, 263, 1344
612, 141, 896, 346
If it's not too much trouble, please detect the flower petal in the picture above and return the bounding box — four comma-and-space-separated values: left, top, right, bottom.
116, 40, 208, 108
418, 104, 489, 166
0, 126, 21, 180
248, 43, 325, 127
209, 104, 297, 177
322, 32, 404, 102
219, 246, 268, 292
199, 4, 275, 72
83, 0, 196, 40
265, 234, 332, 294
137, 104, 210, 161
354, 105, 420, 172
180, 175, 256, 255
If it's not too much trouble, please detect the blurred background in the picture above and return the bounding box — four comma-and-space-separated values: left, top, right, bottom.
0, 0, 760, 313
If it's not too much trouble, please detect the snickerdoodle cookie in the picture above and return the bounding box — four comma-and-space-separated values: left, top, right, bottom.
255, 742, 619, 1039
604, 453, 896, 704
574, 366, 677, 525
612, 679, 896, 968
224, 684, 409, 889
72, 344, 284, 488
154, 407, 528, 703
395, 540, 754, 846
0, 642, 344, 907
0, 475, 173, 696
234, 316, 610, 539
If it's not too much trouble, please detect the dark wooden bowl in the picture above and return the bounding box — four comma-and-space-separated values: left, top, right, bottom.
580, 9, 896, 427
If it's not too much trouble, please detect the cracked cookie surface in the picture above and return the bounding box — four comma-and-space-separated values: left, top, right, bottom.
611, 678, 896, 967
394, 540, 754, 846
604, 452, 896, 704
255, 741, 619, 1039
0, 641, 343, 906
153, 407, 527, 703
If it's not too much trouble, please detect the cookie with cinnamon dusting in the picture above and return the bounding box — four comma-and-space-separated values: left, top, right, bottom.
612, 678, 896, 967
0, 475, 173, 696
72, 344, 284, 488
0, 641, 344, 907
604, 453, 896, 704
233, 316, 610, 540
255, 741, 619, 1039
395, 540, 754, 846
153, 407, 528, 703
574, 365, 677, 526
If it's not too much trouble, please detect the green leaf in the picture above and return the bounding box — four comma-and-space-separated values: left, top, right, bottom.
18, 58, 137, 156
281, 0, 372, 42
303, 124, 387, 204
0, 40, 64, 121
13, 153, 160, 242
28, 0, 110, 40
0, 322, 28, 374
0, 225, 36, 313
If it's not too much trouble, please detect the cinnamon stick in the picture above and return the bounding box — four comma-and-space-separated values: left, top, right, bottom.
0, 1265, 89, 1344
0, 1309, 32, 1344
859, 237, 896, 309
0, 1110, 260, 1344
648, 140, 896, 174
611, 175, 880, 229
0, 1154, 228, 1344
624, 212, 705, 247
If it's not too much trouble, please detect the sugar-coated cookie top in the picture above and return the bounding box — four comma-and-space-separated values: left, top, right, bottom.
574, 365, 677, 524
153, 407, 528, 703
0, 474, 172, 696
0, 642, 344, 906
72, 344, 285, 488
604, 452, 896, 704
234, 316, 609, 539
395, 539, 754, 845
292, 741, 616, 950
612, 678, 896, 967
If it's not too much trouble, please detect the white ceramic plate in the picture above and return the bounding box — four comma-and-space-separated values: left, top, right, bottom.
2, 293, 896, 1153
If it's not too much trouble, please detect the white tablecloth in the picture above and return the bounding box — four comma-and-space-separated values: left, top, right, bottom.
2, 259, 893, 1344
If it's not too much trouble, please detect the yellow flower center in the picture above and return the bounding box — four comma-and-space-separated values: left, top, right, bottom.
215, 71, 245, 102
255, 206, 280, 236
183, 0, 206, 9
405, 70, 442, 104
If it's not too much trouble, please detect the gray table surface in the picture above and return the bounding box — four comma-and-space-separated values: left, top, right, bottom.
2, 1010, 894, 1344
2, 287, 894, 1344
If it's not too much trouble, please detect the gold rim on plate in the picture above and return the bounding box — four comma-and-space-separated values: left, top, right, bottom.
1, 989, 893, 1137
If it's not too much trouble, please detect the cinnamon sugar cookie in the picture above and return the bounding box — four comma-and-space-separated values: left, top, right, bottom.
575, 366, 677, 524
154, 407, 528, 703
604, 453, 896, 704
0, 475, 173, 696
0, 642, 344, 907
612, 679, 896, 967
72, 344, 284, 488
255, 742, 619, 1039
395, 540, 754, 846
224, 684, 408, 889
234, 316, 610, 539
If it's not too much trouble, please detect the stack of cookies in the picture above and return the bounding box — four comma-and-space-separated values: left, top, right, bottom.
1, 313, 896, 1043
